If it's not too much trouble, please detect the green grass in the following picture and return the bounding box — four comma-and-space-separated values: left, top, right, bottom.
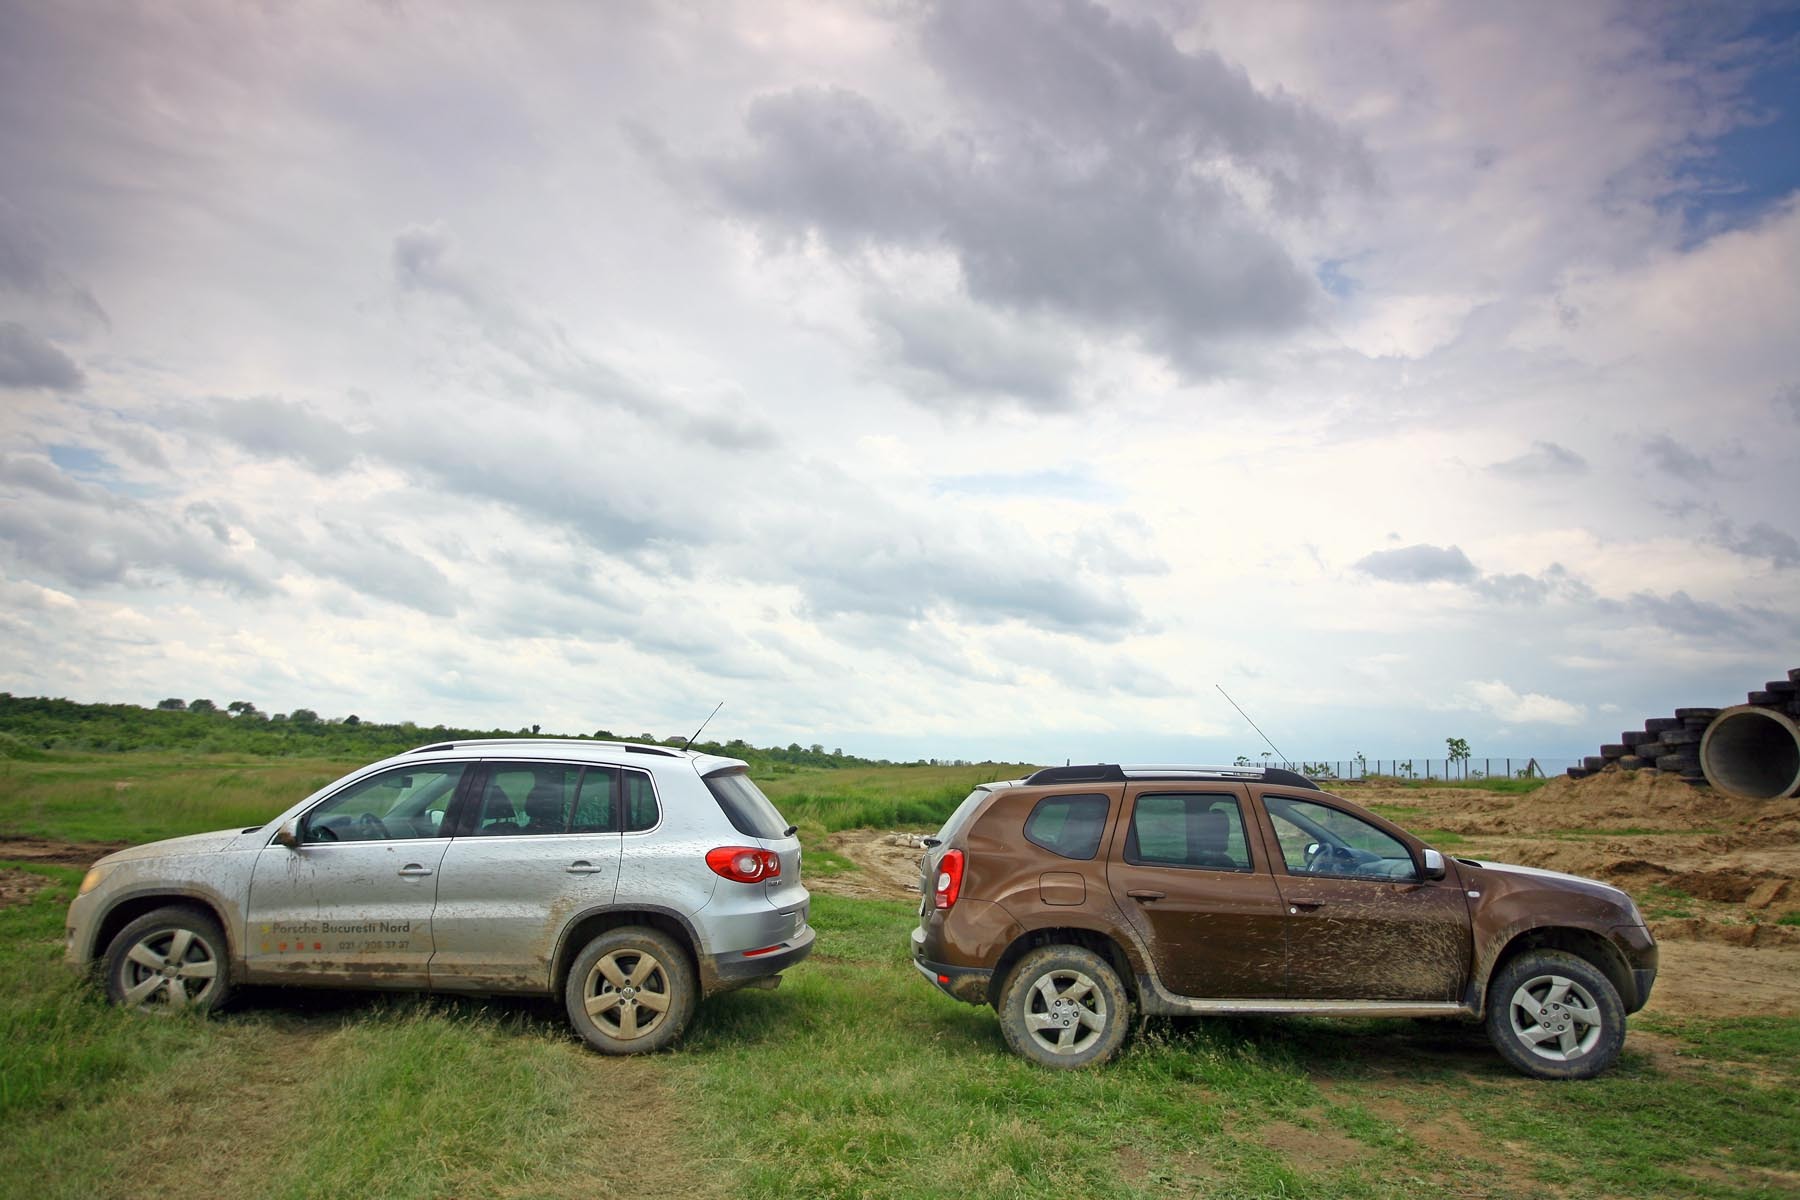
5, 754, 1799, 1198
759, 764, 1027, 834
0, 754, 357, 843
1777, 911, 1800, 928
1643, 884, 1698, 920
4, 862, 1799, 1197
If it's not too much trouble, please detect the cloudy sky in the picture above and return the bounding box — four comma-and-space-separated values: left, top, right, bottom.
2, 0, 1797, 765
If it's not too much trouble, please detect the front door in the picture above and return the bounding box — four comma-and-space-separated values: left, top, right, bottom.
244, 761, 468, 986
428, 762, 623, 991
1106, 786, 1288, 998
1257, 793, 1472, 1001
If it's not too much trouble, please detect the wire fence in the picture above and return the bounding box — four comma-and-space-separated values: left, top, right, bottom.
1253, 758, 1577, 782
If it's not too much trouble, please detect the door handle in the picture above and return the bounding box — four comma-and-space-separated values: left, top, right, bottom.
565, 861, 604, 875
397, 864, 434, 877
1288, 900, 1324, 913
1126, 889, 1166, 902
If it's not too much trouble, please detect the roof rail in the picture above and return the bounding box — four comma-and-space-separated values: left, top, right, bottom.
1023, 764, 1127, 785
405, 738, 685, 758
1026, 762, 1322, 791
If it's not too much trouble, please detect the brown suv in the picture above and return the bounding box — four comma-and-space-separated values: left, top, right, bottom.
910, 764, 1657, 1079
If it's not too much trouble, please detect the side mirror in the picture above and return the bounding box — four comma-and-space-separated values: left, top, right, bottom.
1422, 847, 1446, 881
274, 819, 302, 849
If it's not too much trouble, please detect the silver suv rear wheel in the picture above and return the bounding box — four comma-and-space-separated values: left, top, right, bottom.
998, 945, 1132, 1069
564, 926, 696, 1054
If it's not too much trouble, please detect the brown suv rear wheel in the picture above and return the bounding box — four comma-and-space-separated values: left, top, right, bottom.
997, 945, 1132, 1069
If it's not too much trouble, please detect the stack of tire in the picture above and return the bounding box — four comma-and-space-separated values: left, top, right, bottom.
1568, 667, 1800, 788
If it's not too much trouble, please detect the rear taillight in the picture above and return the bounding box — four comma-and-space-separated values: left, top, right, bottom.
934, 849, 964, 910
706, 846, 782, 883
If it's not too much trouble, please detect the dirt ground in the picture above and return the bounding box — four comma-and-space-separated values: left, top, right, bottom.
814, 768, 1800, 1020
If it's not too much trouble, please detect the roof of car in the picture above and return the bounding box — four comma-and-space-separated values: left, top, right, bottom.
399, 738, 746, 777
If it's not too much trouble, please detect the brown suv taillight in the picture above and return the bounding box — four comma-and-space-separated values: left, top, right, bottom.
934, 849, 965, 909
706, 846, 781, 883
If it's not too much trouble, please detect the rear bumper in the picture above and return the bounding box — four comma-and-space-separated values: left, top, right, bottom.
701, 924, 815, 993
910, 927, 992, 1005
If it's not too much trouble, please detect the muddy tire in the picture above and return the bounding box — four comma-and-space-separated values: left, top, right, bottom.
103, 905, 232, 1015
997, 944, 1132, 1069
1485, 950, 1625, 1080
565, 926, 695, 1055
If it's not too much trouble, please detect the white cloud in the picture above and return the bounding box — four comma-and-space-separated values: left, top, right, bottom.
1458, 680, 1586, 726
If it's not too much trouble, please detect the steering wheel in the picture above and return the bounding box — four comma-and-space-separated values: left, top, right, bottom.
1304, 840, 1340, 872
356, 812, 390, 839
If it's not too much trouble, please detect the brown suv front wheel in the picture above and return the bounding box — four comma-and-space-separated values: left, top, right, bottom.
998, 945, 1132, 1068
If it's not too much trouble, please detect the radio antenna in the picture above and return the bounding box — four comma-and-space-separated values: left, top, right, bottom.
1215, 684, 1287, 762
681, 701, 725, 752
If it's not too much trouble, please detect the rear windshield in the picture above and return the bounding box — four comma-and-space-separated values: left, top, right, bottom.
933, 787, 994, 844
703, 769, 790, 840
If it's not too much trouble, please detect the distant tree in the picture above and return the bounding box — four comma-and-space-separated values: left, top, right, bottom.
344, 714, 361, 727
1446, 736, 1471, 779
156, 698, 186, 711
289, 708, 320, 724
188, 698, 218, 713
531, 724, 541, 735
270, 713, 288, 723
788, 743, 802, 753
809, 743, 824, 755
226, 700, 258, 716
594, 729, 615, 739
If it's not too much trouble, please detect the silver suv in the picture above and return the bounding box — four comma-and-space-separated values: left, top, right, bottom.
65, 739, 813, 1053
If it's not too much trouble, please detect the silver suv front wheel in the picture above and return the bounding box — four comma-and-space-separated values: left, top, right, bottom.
103, 905, 233, 1014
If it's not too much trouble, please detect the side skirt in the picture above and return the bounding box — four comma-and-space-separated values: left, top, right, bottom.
1136, 977, 1475, 1020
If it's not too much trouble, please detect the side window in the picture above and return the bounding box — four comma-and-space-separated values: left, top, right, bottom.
1124, 793, 1252, 872
303, 763, 466, 843
1265, 796, 1419, 882
471, 765, 582, 837
571, 767, 620, 834
1023, 793, 1109, 860
622, 771, 659, 832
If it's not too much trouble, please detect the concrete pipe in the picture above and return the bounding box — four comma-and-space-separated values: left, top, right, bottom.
1700, 705, 1800, 799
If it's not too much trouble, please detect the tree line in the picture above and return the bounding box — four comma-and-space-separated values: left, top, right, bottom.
0, 694, 941, 771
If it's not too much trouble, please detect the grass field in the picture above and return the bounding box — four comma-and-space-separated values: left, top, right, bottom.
3, 754, 1798, 1198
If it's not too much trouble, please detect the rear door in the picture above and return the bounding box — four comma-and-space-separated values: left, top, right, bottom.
428, 762, 623, 992
1254, 791, 1472, 1001
1105, 784, 1288, 998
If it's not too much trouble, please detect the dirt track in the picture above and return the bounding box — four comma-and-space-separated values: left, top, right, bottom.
813, 769, 1800, 1020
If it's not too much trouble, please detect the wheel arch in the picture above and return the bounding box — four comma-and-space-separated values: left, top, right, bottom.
1480, 925, 1637, 1016
987, 925, 1139, 1009
89, 889, 237, 976
549, 904, 703, 996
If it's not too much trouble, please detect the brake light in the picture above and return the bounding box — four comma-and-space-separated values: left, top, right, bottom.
706, 846, 782, 883
934, 849, 964, 910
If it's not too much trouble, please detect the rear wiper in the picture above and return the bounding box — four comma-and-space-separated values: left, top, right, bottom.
922, 837, 941, 848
